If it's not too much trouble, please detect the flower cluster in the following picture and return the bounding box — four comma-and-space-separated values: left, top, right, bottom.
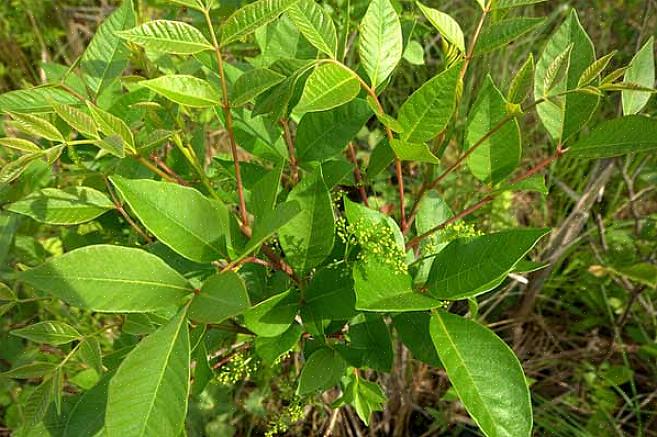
215, 351, 258, 386
338, 216, 407, 274
264, 400, 305, 437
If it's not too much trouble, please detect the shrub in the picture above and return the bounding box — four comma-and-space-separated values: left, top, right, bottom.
0, 0, 655, 435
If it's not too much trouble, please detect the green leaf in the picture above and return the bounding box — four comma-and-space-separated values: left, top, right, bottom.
118, 20, 213, 55
359, 0, 403, 88
507, 53, 534, 104
255, 323, 302, 364
417, 3, 465, 52
297, 347, 346, 395
398, 62, 461, 143
577, 51, 616, 88
335, 376, 387, 426
466, 76, 521, 184
243, 289, 299, 337
23, 377, 55, 427
1, 362, 57, 379
611, 263, 657, 288
476, 17, 545, 54
493, 0, 545, 8
78, 337, 103, 375
344, 198, 442, 311
20, 245, 193, 312
498, 174, 548, 195
389, 139, 440, 164
353, 258, 442, 311
0, 137, 42, 153
106, 308, 190, 437
140, 75, 221, 108
167, 0, 205, 10
240, 200, 302, 260
392, 313, 441, 366
0, 87, 79, 113
301, 266, 356, 322
0, 282, 16, 301
221, 0, 301, 46
61, 374, 111, 437
81, 0, 135, 97
339, 314, 393, 372
622, 37, 655, 115
188, 272, 251, 323
249, 164, 283, 220
7, 186, 115, 225
110, 176, 228, 263
535, 10, 598, 142
231, 68, 286, 107
569, 115, 657, 158
11, 321, 81, 345
296, 98, 371, 162
430, 311, 532, 437
7, 112, 65, 143
426, 229, 549, 300
52, 102, 99, 138
287, 0, 338, 58
279, 167, 334, 273
296, 63, 360, 113
403, 40, 425, 65
87, 103, 135, 154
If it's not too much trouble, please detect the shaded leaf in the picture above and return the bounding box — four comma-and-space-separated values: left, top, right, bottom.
298, 347, 346, 395
243, 290, 299, 337
466, 76, 521, 184
231, 68, 285, 107
296, 98, 371, 162
569, 115, 657, 158
81, 0, 135, 97
189, 272, 251, 323
279, 167, 335, 273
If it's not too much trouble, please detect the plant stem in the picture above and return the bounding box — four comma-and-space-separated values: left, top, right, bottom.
406, 146, 566, 250
280, 119, 299, 184
460, 1, 491, 81
203, 9, 249, 231
405, 98, 547, 231
134, 155, 178, 183
104, 177, 153, 243
343, 61, 406, 229
347, 142, 369, 206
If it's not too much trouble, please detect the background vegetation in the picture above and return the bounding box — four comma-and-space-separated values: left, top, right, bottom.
1, 0, 656, 436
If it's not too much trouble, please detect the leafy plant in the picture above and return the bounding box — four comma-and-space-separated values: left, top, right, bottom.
0, 0, 655, 435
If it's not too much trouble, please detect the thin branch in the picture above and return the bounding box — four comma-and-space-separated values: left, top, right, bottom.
204, 9, 249, 231
406, 146, 566, 250
344, 61, 407, 229
280, 119, 299, 184
347, 142, 369, 206
104, 177, 153, 243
